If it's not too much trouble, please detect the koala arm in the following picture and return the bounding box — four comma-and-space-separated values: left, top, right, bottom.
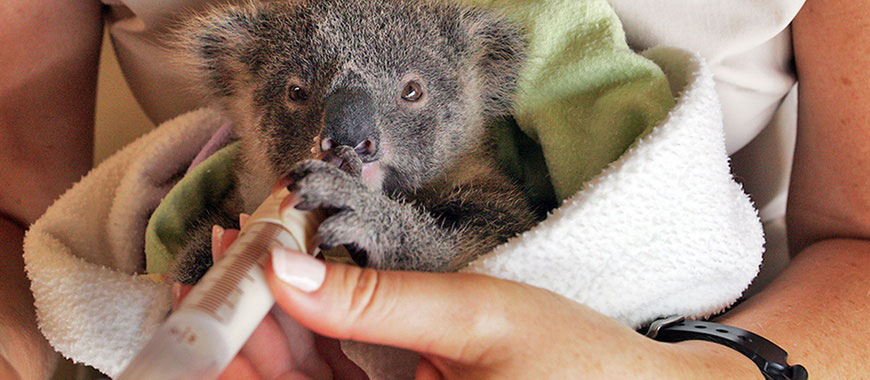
170, 183, 246, 284
407, 176, 538, 271
292, 159, 537, 272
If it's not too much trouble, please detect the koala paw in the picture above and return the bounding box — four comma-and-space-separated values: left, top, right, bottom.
289, 159, 367, 211
316, 210, 378, 265
289, 159, 388, 262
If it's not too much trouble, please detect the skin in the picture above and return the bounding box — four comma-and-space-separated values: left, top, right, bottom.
1, 0, 867, 378
0, 1, 101, 379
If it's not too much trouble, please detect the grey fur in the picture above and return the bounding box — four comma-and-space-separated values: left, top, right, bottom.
171, 0, 538, 282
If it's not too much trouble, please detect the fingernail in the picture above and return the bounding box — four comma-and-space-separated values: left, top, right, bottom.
172, 282, 182, 300
239, 213, 250, 227
212, 225, 225, 247
272, 247, 326, 292
172, 282, 182, 310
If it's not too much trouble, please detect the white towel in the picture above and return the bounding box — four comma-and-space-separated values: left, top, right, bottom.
468, 47, 763, 326
23, 47, 762, 378
23, 110, 229, 376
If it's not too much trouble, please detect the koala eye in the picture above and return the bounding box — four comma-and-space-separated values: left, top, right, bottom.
400, 81, 423, 102
288, 85, 309, 103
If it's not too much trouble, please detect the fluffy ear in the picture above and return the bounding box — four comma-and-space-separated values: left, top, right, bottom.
171, 3, 271, 99
465, 9, 527, 115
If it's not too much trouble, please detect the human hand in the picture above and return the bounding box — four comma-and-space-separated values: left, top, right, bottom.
171, 215, 366, 380
264, 249, 763, 379
178, 218, 760, 379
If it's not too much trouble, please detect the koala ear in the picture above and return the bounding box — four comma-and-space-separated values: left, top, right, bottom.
172, 4, 270, 99
464, 10, 527, 115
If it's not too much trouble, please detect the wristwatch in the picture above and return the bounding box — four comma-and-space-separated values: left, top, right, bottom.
645, 316, 808, 380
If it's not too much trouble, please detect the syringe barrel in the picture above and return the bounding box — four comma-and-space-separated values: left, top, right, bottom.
117, 188, 321, 379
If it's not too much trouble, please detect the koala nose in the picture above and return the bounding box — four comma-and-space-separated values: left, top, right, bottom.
322, 87, 379, 161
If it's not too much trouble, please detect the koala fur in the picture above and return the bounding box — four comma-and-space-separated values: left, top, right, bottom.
171, 0, 538, 283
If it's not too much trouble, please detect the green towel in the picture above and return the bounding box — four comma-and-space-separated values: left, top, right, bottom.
145, 144, 240, 275
145, 0, 674, 274
464, 0, 674, 202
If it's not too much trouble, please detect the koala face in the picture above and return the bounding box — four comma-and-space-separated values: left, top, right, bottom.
178, 0, 524, 195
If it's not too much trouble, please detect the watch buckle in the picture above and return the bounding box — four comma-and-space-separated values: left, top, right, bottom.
644, 315, 684, 339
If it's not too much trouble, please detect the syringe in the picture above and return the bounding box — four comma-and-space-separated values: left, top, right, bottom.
117, 186, 323, 379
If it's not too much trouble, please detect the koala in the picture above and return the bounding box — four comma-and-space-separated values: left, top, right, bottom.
171, 0, 539, 284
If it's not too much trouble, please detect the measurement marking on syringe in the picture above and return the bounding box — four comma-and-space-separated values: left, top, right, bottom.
193, 223, 284, 321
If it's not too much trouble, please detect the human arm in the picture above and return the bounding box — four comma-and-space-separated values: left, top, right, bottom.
0, 0, 103, 378
710, 0, 870, 377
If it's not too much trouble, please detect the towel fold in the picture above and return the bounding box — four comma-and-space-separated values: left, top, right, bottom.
460, 0, 676, 202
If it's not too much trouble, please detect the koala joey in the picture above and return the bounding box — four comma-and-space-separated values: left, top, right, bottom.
171, 0, 539, 284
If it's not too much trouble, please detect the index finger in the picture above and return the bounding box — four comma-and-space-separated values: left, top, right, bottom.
265, 251, 535, 364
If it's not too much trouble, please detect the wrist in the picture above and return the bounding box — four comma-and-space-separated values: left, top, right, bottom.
657, 340, 763, 379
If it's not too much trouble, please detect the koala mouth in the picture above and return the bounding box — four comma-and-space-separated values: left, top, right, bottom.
360, 162, 385, 189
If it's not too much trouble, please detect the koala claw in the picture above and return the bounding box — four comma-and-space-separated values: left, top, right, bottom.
290, 159, 393, 267
317, 209, 369, 248
323, 145, 363, 177
289, 159, 341, 184
289, 159, 366, 210
315, 192, 385, 267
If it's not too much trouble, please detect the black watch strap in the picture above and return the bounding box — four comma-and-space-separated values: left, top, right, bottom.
645, 316, 808, 380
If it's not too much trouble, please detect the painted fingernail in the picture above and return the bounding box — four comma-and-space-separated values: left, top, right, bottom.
212, 225, 225, 246
172, 282, 182, 310
272, 247, 326, 292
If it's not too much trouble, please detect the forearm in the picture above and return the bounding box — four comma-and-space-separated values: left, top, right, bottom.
714, 239, 869, 378
0, 217, 57, 379
647, 239, 868, 379
709, 1, 870, 376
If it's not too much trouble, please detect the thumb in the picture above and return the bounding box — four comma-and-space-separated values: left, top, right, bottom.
265, 247, 530, 364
